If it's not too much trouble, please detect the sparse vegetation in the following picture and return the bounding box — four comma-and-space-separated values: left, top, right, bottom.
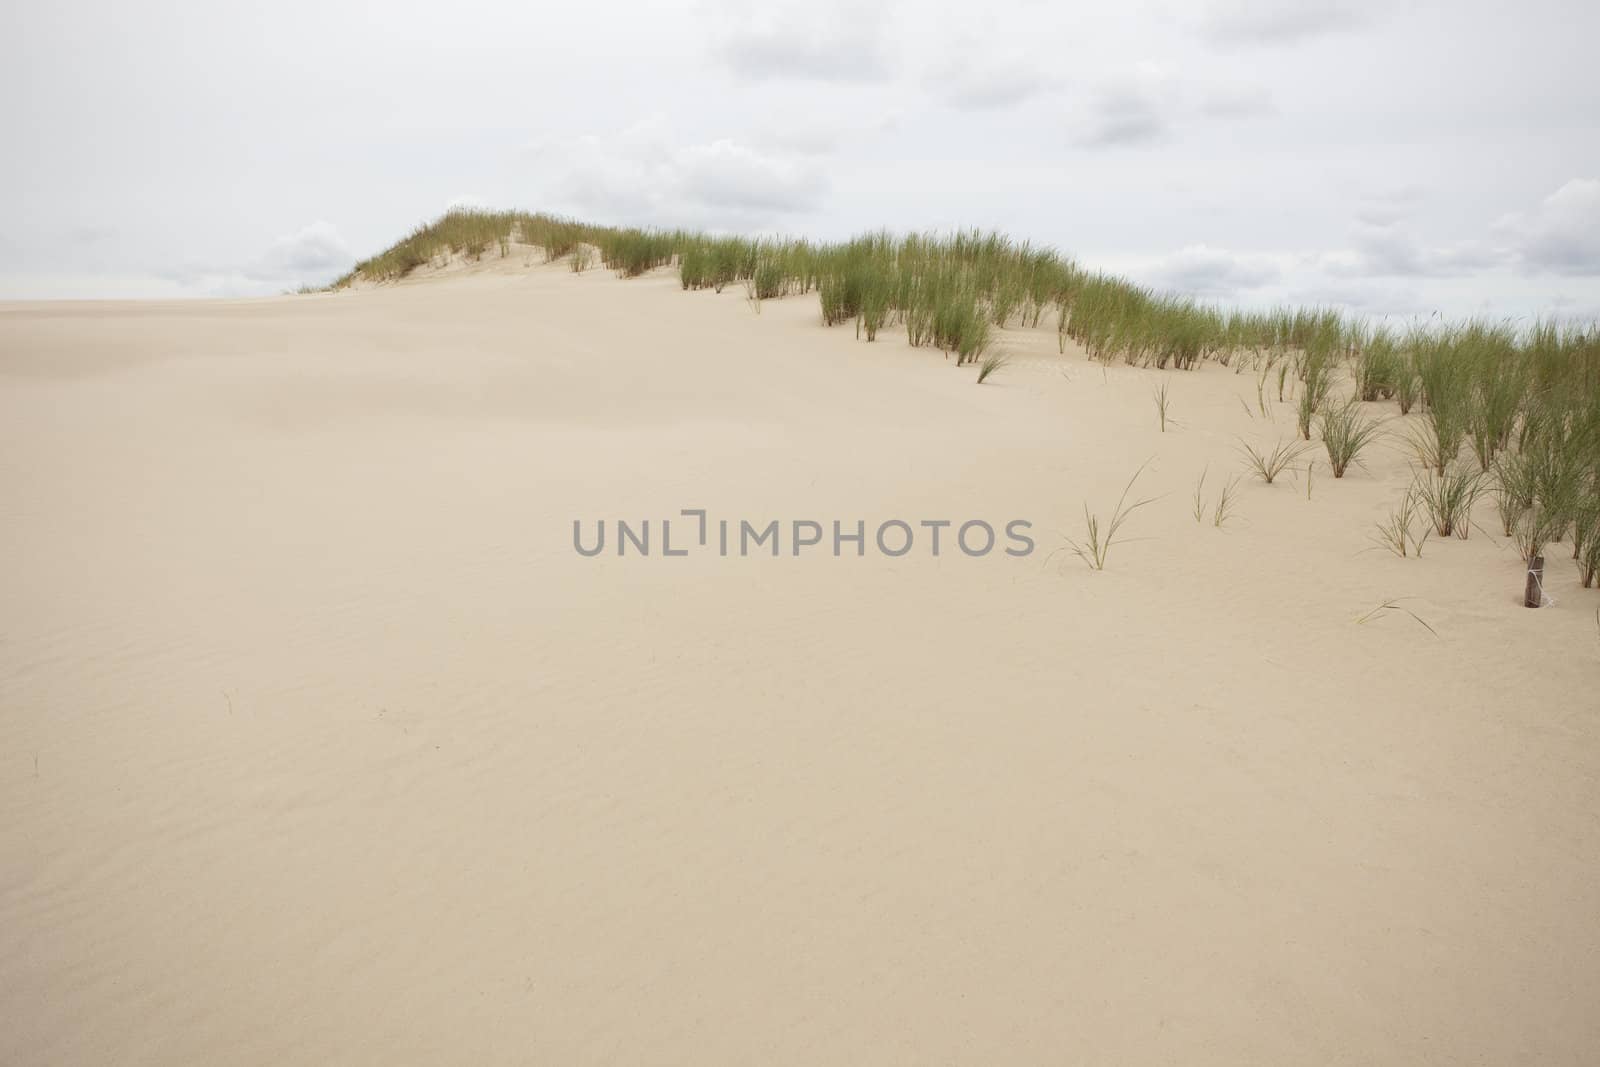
1059, 463, 1156, 571
337, 212, 1600, 611
1212, 475, 1241, 528
1357, 598, 1439, 637
977, 352, 1010, 384
1413, 464, 1485, 540
1371, 488, 1429, 558
1319, 398, 1385, 478
1239, 437, 1314, 485
1153, 380, 1174, 432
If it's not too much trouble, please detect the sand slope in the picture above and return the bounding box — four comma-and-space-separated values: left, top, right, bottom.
2, 256, 1598, 1065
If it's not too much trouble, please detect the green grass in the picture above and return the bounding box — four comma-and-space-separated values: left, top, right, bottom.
1212, 474, 1241, 528
1238, 437, 1313, 485
1153, 380, 1174, 432
1058, 462, 1156, 571
1413, 464, 1485, 540
1318, 398, 1385, 478
1371, 488, 1429, 558
331, 208, 1600, 608
1353, 325, 1400, 402
336, 215, 1600, 574
976, 352, 1010, 384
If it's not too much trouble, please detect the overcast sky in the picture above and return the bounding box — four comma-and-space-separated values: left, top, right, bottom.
5, 0, 1599, 319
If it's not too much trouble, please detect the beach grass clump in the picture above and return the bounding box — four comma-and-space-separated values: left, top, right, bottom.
1493, 448, 1537, 537
1353, 326, 1401, 402
1413, 464, 1484, 539
1319, 397, 1385, 478
1371, 488, 1429, 558
1060, 462, 1155, 571
1575, 497, 1600, 587
337, 217, 1600, 534
599, 228, 677, 278
1460, 321, 1528, 469
1295, 340, 1336, 440
976, 352, 1010, 384
1512, 503, 1565, 566
1238, 437, 1313, 485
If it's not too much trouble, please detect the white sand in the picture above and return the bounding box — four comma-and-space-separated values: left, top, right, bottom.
3, 252, 1598, 1064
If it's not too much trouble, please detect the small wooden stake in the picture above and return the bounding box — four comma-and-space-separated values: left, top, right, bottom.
1524, 554, 1545, 608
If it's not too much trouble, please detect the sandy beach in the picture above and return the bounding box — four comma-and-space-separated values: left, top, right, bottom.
2, 253, 1598, 1064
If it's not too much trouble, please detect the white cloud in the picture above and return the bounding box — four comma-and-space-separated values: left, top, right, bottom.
1199, 0, 1374, 44
137, 221, 356, 297
536, 123, 829, 229
1319, 224, 1506, 279
751, 112, 902, 156
1136, 244, 1284, 296
252, 221, 354, 279
1197, 82, 1276, 118
1290, 278, 1428, 316
713, 2, 896, 83
1074, 73, 1176, 147
927, 54, 1058, 109
1494, 178, 1600, 276
1069, 69, 1273, 147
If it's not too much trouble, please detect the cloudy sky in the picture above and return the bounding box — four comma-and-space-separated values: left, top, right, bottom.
5, 0, 1599, 319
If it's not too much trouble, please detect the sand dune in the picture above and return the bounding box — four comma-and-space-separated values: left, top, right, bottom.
2, 255, 1598, 1064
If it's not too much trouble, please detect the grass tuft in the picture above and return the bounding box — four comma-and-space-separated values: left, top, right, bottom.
1318, 398, 1385, 478
1059, 462, 1156, 571
1238, 437, 1314, 485
1371, 488, 1429, 558
976, 352, 1011, 384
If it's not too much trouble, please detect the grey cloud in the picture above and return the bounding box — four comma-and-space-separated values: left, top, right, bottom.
544, 126, 829, 229
1496, 178, 1600, 276
1323, 179, 1600, 281
1072, 70, 1276, 147
675, 141, 829, 213
1139, 245, 1283, 297
147, 221, 356, 295
1076, 86, 1172, 147
252, 221, 354, 278
715, 4, 895, 84
67, 224, 119, 245
1291, 278, 1428, 317
930, 63, 1057, 110
1198, 83, 1276, 118
1200, 0, 1373, 44
1322, 224, 1505, 278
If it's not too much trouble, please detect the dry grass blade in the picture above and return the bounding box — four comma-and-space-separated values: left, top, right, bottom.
1062, 460, 1157, 570
1153, 380, 1174, 431
1356, 598, 1439, 637
1213, 475, 1241, 528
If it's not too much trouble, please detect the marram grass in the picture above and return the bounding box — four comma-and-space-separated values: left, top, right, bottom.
338, 213, 1600, 596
